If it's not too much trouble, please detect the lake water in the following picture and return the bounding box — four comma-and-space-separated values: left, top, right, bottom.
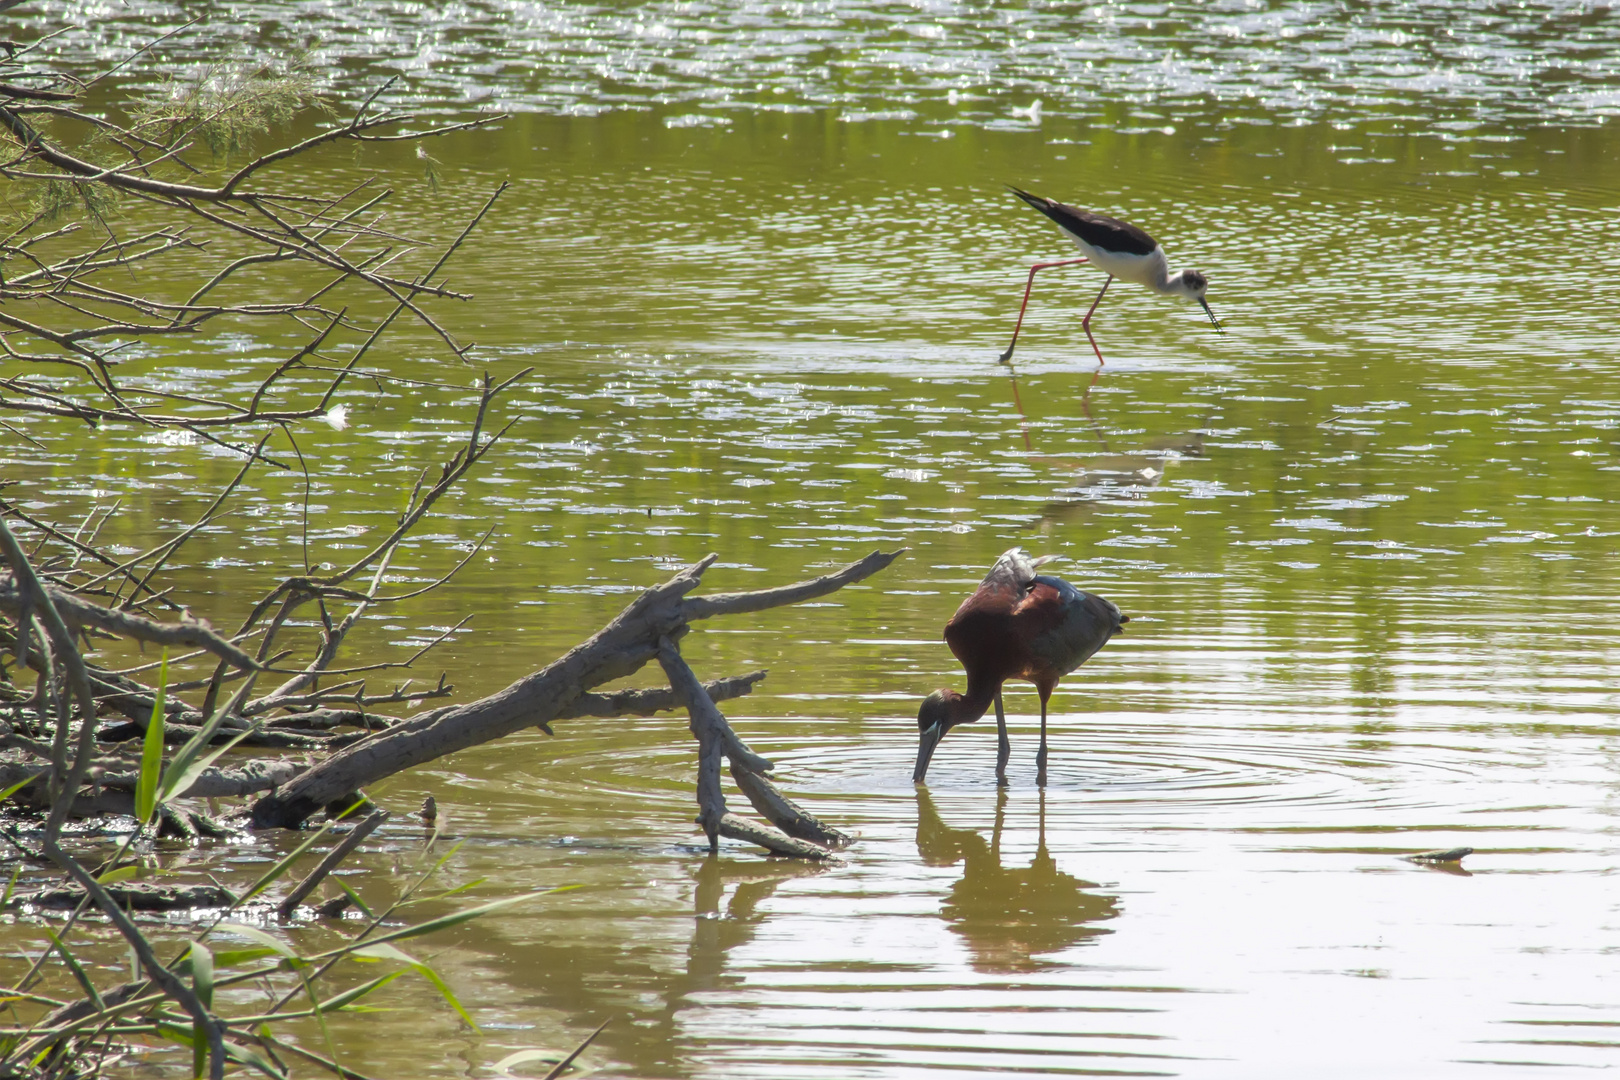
6, 2, 1620, 1077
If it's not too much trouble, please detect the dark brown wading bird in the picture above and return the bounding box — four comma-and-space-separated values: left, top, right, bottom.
913, 548, 1128, 787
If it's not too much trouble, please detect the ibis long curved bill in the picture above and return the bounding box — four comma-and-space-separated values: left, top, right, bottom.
912, 721, 943, 784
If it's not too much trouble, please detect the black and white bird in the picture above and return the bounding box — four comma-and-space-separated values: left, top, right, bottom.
998, 186, 1222, 372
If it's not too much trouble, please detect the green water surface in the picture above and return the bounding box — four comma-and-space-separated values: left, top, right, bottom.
5, 3, 1620, 1076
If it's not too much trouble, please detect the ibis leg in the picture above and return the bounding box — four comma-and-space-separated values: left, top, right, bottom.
994, 689, 1010, 787
991, 786, 1008, 861
998, 258, 1089, 365
1036, 692, 1050, 788
1080, 276, 1114, 390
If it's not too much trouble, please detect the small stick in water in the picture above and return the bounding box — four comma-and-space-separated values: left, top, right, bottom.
1403, 847, 1474, 864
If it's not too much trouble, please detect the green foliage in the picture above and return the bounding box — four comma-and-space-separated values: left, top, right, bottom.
153, 679, 265, 809
0, 772, 41, 806
30, 175, 121, 225
134, 651, 168, 824
352, 941, 477, 1030
44, 930, 102, 1012
131, 55, 333, 162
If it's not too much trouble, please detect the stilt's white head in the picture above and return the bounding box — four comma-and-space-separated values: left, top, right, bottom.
1169, 269, 1223, 332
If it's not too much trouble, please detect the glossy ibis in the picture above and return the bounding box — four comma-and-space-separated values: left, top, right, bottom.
913, 547, 1128, 787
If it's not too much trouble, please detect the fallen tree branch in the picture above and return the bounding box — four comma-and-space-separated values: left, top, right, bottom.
655, 643, 773, 776
1, 756, 304, 802
717, 813, 838, 861
17, 882, 235, 912
730, 764, 852, 849
556, 669, 768, 721
0, 576, 256, 670
248, 550, 903, 831
657, 638, 839, 860
277, 810, 387, 919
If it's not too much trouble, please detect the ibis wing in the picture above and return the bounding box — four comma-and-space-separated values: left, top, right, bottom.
1016, 578, 1127, 679
978, 547, 1057, 593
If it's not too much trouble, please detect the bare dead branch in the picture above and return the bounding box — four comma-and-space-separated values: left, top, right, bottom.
276, 810, 387, 919
0, 575, 256, 670
248, 550, 901, 830
730, 764, 852, 849
683, 548, 906, 620
717, 813, 838, 861
557, 669, 768, 720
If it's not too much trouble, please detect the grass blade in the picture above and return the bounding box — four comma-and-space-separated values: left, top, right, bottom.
344, 887, 576, 953
135, 650, 168, 823
96, 865, 139, 886
214, 923, 300, 962
190, 941, 213, 1080
155, 675, 259, 806
223, 1039, 287, 1079
160, 722, 265, 806
493, 1049, 563, 1075
351, 942, 477, 1030
333, 878, 374, 919
0, 770, 44, 805
318, 971, 404, 1013
190, 941, 214, 1008
298, 966, 343, 1076
240, 820, 338, 903
210, 947, 281, 968
45, 930, 103, 1012
542, 1017, 610, 1080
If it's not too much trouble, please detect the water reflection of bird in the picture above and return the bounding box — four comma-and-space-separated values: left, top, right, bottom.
913, 547, 1129, 787
916, 787, 1118, 973
1046, 428, 1209, 507
998, 187, 1223, 378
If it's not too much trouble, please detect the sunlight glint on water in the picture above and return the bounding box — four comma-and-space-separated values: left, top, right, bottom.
6, 2, 1620, 1077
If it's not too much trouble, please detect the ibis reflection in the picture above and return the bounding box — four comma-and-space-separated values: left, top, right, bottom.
916, 787, 1119, 973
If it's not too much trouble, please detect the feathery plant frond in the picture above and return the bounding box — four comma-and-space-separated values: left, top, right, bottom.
131, 53, 333, 162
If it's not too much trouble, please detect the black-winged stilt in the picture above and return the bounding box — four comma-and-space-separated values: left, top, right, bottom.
997, 187, 1222, 377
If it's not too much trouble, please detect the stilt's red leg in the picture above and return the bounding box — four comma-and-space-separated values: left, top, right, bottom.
1006, 370, 1035, 453
998, 258, 1089, 365
1081, 276, 1114, 391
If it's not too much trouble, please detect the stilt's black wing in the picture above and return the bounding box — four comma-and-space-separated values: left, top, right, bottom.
1008, 186, 1159, 256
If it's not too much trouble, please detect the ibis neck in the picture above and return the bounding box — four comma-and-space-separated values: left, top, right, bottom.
950, 680, 1000, 728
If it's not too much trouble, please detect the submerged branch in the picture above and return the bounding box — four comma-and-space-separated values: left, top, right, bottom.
248, 550, 902, 830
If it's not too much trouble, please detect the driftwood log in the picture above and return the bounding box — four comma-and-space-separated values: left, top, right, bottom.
248, 550, 901, 858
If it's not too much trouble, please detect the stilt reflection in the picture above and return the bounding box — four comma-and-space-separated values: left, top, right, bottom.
916, 787, 1120, 973
1002, 360, 1205, 510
